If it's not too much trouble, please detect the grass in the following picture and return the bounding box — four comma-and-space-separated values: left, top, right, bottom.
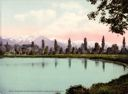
89, 73, 128, 94
66, 73, 128, 94
1, 54, 128, 64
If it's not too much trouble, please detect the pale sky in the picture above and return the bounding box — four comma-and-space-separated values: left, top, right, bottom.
1, 0, 128, 46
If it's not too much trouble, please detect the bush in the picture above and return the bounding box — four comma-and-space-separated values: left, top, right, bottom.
96, 87, 113, 94
66, 85, 89, 94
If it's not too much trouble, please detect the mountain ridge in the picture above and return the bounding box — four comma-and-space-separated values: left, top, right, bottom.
0, 36, 66, 48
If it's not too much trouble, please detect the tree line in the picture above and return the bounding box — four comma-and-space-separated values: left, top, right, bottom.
0, 36, 127, 55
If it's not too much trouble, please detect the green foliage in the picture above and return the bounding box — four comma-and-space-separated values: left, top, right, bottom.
0, 48, 5, 55
44, 46, 49, 54
87, 0, 128, 35
0, 51, 4, 55
95, 87, 113, 94
66, 85, 89, 94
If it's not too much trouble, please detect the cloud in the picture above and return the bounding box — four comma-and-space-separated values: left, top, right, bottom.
14, 14, 28, 21
12, 5, 109, 41
14, 1, 84, 22
12, 1, 87, 39
38, 11, 87, 37
52, 1, 84, 10
14, 9, 56, 22
29, 9, 56, 20
60, 2, 83, 10
53, 12, 86, 28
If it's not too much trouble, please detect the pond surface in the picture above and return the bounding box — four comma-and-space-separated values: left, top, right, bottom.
0, 58, 127, 94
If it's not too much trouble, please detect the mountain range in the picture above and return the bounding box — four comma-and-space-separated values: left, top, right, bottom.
0, 36, 124, 49
0, 36, 66, 48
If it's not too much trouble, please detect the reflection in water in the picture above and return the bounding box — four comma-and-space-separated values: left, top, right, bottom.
102, 61, 105, 71
0, 58, 127, 94
55, 58, 58, 68
123, 65, 126, 71
68, 58, 71, 68
32, 63, 34, 66
42, 62, 45, 68
42, 58, 45, 68
84, 59, 87, 69
95, 60, 99, 67
82, 59, 87, 69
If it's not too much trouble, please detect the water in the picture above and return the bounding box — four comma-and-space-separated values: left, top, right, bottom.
0, 58, 127, 94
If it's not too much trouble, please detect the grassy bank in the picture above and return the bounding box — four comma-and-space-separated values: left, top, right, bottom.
66, 73, 128, 94
90, 73, 128, 94
1, 54, 128, 64
65, 54, 128, 94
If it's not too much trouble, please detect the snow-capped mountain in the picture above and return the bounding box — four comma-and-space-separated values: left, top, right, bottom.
33, 36, 66, 48
0, 37, 17, 45
0, 36, 66, 48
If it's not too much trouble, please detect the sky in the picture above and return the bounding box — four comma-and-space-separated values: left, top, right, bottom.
1, 0, 128, 46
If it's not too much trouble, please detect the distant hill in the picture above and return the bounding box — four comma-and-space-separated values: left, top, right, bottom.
0, 37, 17, 45
33, 36, 66, 48
0, 36, 66, 48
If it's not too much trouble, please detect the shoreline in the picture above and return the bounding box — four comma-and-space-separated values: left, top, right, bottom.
1, 54, 128, 64
1, 54, 128, 93
66, 72, 128, 94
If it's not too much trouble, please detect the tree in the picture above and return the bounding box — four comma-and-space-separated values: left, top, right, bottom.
0, 39, 2, 46
49, 47, 53, 54
87, 0, 128, 35
42, 40, 45, 49
67, 38, 72, 54
77, 47, 82, 54
71, 47, 75, 54
92, 42, 100, 54
101, 36, 105, 50
120, 37, 127, 54
0, 44, 6, 55
81, 43, 85, 54
122, 37, 126, 48
84, 37, 87, 50
31, 41, 34, 47
111, 44, 119, 54
54, 39, 58, 54
5, 42, 10, 52
59, 47, 63, 54
44, 46, 49, 54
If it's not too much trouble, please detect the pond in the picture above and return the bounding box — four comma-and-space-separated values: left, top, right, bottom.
0, 58, 127, 94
